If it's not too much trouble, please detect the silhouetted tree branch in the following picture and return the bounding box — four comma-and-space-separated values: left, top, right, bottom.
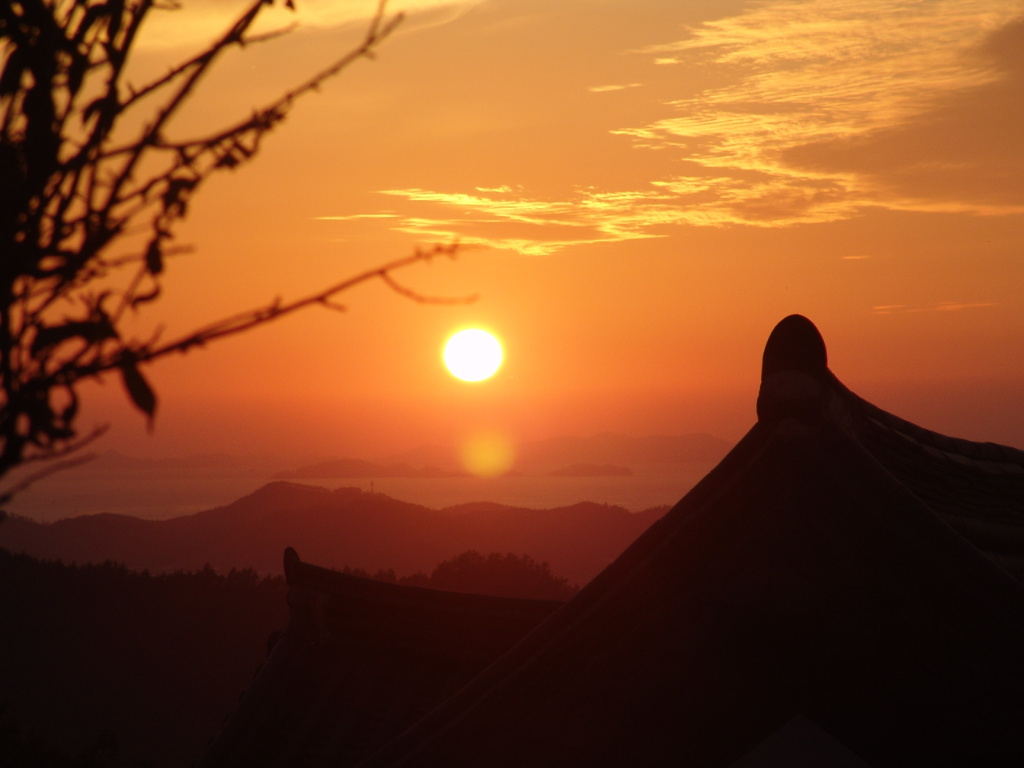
0, 0, 471, 498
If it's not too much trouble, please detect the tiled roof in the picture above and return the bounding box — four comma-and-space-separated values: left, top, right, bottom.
197, 550, 561, 768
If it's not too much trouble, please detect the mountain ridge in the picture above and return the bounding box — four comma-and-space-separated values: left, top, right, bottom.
0, 481, 667, 585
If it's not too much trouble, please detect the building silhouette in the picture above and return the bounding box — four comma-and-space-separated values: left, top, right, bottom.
200, 315, 1024, 767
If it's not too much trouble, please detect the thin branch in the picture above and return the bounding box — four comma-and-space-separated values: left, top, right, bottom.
117, 4, 294, 113
379, 271, 474, 304
239, 22, 300, 47
103, 0, 268, 212
38, 243, 474, 393
320, 298, 348, 313
139, 243, 475, 363
143, 7, 403, 157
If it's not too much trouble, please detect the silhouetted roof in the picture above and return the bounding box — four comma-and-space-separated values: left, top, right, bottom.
202, 315, 1024, 768
762, 315, 1024, 582
197, 549, 560, 768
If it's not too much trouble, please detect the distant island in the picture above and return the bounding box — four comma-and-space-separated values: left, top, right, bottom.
546, 463, 632, 477
274, 458, 636, 480
272, 458, 465, 480
379, 431, 731, 475
1, 432, 730, 522
271, 433, 731, 481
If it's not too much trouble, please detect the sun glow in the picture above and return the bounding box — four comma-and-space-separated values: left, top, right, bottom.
460, 431, 516, 477
443, 329, 503, 382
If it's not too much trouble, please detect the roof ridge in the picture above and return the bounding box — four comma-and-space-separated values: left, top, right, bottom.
283, 547, 566, 612
833, 376, 1024, 473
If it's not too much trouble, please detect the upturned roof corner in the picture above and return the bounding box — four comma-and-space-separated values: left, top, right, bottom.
757, 314, 830, 423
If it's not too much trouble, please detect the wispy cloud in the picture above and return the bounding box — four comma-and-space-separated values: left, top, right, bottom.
351, 0, 1023, 254
871, 301, 999, 315
626, 0, 1024, 223
378, 187, 674, 255
314, 213, 399, 221
137, 0, 485, 51
588, 83, 642, 93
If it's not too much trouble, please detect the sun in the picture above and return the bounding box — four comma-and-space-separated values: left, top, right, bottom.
443, 329, 503, 382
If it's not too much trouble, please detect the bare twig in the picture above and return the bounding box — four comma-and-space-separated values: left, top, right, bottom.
135, 243, 475, 364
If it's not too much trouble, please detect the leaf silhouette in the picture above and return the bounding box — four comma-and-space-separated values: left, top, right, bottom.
30, 320, 115, 358
144, 237, 163, 275
0, 48, 26, 97
119, 356, 157, 421
130, 284, 161, 308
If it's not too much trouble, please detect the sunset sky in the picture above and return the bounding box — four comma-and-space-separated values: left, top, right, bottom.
76, 0, 1024, 466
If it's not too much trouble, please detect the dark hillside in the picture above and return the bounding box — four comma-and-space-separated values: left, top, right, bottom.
0, 547, 581, 768
0, 550, 287, 768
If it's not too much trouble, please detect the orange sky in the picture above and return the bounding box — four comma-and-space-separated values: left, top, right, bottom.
74, 0, 1024, 463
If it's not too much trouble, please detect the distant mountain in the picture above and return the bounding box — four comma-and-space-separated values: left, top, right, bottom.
0, 482, 668, 586
275, 458, 637, 480
381, 432, 731, 475
272, 458, 465, 480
